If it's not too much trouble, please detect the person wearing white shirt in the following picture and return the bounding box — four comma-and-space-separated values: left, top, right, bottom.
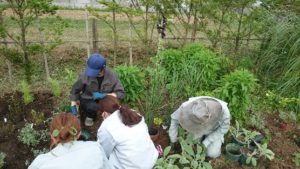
168, 96, 231, 158
28, 112, 112, 169
97, 96, 158, 169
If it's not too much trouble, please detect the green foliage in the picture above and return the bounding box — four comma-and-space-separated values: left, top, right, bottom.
115, 65, 145, 103
143, 67, 167, 125
49, 78, 61, 97
30, 109, 45, 126
230, 121, 259, 145
158, 44, 224, 97
246, 112, 265, 130
155, 134, 212, 169
64, 68, 77, 88
217, 69, 257, 124
18, 123, 40, 147
246, 142, 275, 167
293, 153, 300, 167
257, 13, 300, 96
20, 80, 34, 105
0, 152, 6, 169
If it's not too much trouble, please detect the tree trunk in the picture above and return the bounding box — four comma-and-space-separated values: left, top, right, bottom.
128, 22, 133, 66
85, 8, 90, 58
91, 18, 99, 53
20, 13, 31, 83
213, 10, 225, 49
144, 4, 149, 56
235, 6, 245, 54
38, 18, 50, 80
112, 1, 117, 67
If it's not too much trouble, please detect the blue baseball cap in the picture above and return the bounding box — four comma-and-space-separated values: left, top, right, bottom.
85, 53, 106, 77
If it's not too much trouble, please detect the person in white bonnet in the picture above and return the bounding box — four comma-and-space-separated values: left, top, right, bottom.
168, 96, 231, 158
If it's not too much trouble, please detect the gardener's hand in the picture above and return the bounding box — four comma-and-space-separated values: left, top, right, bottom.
92, 92, 107, 100
70, 101, 79, 116
70, 105, 78, 116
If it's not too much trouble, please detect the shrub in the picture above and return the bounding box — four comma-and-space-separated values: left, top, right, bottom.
115, 65, 145, 103
20, 80, 34, 105
0, 152, 6, 169
217, 69, 257, 124
158, 49, 183, 76
64, 68, 77, 88
50, 78, 61, 97
18, 123, 40, 147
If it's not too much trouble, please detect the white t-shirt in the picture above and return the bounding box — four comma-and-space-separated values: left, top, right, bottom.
28, 141, 112, 169
97, 110, 158, 169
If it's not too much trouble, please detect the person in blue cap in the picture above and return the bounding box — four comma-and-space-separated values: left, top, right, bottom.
70, 53, 125, 126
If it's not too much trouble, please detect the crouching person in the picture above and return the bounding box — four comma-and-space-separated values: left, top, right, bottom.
28, 112, 112, 169
168, 96, 231, 158
97, 96, 158, 169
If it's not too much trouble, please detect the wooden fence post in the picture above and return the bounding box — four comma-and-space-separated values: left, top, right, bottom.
85, 8, 90, 58
92, 18, 99, 53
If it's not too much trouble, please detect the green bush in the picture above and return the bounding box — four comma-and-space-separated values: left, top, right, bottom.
20, 80, 34, 105
217, 69, 257, 124
115, 65, 145, 103
159, 44, 223, 97
158, 49, 183, 76
18, 123, 40, 147
0, 152, 6, 169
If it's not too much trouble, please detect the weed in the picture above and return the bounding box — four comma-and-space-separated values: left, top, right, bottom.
20, 80, 34, 105
246, 112, 265, 130
31, 148, 49, 158
0, 152, 6, 169
49, 78, 61, 97
30, 110, 45, 126
293, 153, 300, 167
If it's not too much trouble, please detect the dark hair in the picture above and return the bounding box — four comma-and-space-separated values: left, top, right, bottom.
99, 95, 142, 126
50, 112, 81, 149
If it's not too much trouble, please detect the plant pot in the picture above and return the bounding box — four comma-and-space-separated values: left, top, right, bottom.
239, 153, 258, 167
239, 145, 258, 167
225, 143, 242, 162
232, 135, 246, 146
149, 127, 159, 143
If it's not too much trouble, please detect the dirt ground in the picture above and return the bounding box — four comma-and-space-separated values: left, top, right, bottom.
0, 91, 299, 169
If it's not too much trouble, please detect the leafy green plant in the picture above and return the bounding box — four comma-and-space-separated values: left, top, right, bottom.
0, 152, 6, 169
49, 78, 61, 97
230, 121, 259, 145
293, 153, 300, 167
246, 112, 265, 130
153, 117, 163, 126
20, 80, 34, 105
155, 134, 212, 169
115, 65, 145, 103
64, 68, 77, 88
245, 142, 275, 167
217, 69, 257, 124
158, 49, 183, 76
31, 109, 45, 126
18, 123, 40, 147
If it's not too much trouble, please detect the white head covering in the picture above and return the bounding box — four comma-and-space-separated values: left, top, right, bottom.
178, 98, 223, 139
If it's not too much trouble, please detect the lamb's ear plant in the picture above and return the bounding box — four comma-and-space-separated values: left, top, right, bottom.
0, 152, 6, 169
18, 123, 41, 147
20, 80, 34, 105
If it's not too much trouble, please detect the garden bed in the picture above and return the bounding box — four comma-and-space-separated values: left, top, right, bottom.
0, 91, 299, 169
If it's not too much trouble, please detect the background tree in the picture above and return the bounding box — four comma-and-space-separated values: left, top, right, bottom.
1, 0, 57, 83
